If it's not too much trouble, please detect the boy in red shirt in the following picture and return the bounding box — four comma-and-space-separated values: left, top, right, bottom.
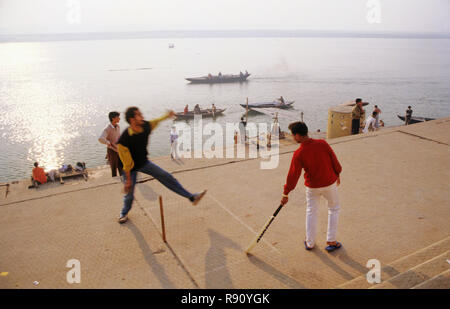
281, 122, 342, 252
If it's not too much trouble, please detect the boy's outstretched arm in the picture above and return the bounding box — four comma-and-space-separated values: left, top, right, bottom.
149, 110, 176, 131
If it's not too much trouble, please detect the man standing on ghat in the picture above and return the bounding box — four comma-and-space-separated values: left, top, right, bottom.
99, 111, 123, 178
280, 121, 343, 252
117, 107, 207, 223
351, 98, 364, 135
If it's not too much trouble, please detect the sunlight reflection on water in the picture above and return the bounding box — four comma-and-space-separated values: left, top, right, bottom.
0, 42, 97, 178
2, 79, 94, 172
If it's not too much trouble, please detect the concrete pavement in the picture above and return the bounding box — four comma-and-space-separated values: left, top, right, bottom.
0, 119, 449, 289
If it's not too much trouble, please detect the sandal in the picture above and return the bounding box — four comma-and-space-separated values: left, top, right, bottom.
304, 241, 314, 251
325, 241, 342, 252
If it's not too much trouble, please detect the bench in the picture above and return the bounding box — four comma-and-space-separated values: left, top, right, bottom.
58, 170, 88, 184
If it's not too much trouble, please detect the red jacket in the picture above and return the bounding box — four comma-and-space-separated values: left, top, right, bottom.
284, 139, 342, 194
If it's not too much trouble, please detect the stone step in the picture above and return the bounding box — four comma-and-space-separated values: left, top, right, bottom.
412, 269, 450, 289
337, 236, 450, 289
370, 251, 449, 289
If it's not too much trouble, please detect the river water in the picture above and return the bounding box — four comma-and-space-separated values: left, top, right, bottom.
1, 36, 449, 181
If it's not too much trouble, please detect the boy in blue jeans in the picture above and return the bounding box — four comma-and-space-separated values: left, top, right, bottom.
117, 107, 206, 223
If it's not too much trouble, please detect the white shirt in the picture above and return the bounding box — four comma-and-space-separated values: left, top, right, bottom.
99, 123, 121, 151
363, 116, 377, 133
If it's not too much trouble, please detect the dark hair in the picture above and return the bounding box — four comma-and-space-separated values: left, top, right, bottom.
125, 107, 139, 124
374, 105, 378, 108
34, 162, 39, 167
356, 98, 362, 103
108, 111, 120, 122
288, 121, 308, 136
408, 106, 411, 109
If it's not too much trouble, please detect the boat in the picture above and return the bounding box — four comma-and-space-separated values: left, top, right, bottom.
240, 100, 295, 109
186, 73, 250, 84
175, 108, 226, 120
397, 115, 435, 124
341, 101, 370, 107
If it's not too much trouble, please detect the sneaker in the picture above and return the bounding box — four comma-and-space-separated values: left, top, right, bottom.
118, 215, 128, 224
192, 190, 207, 206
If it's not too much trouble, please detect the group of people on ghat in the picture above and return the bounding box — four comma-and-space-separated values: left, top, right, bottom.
351, 98, 414, 135
96, 105, 344, 252
29, 161, 87, 188
351, 98, 383, 134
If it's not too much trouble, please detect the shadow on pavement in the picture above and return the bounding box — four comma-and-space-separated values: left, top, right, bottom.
247, 255, 306, 289
137, 182, 158, 202
204, 229, 241, 288
312, 247, 354, 281
334, 247, 369, 276
125, 220, 175, 288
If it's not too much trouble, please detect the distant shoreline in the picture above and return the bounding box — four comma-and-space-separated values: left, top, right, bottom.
1, 30, 449, 43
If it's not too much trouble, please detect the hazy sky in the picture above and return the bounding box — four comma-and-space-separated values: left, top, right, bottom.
0, 0, 449, 35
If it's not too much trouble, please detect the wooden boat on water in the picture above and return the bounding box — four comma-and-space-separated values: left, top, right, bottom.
341, 101, 370, 107
240, 100, 295, 109
186, 73, 250, 84
175, 108, 226, 120
397, 115, 435, 124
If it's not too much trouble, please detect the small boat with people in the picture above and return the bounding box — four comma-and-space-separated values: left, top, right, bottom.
240, 97, 294, 109
397, 115, 435, 124
175, 109, 226, 120
186, 71, 250, 84
175, 104, 226, 120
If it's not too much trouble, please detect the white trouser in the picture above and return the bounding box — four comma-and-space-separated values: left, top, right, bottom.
305, 181, 340, 247
171, 140, 179, 159
240, 129, 246, 143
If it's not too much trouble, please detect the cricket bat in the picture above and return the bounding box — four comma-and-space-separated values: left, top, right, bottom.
245, 204, 283, 254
